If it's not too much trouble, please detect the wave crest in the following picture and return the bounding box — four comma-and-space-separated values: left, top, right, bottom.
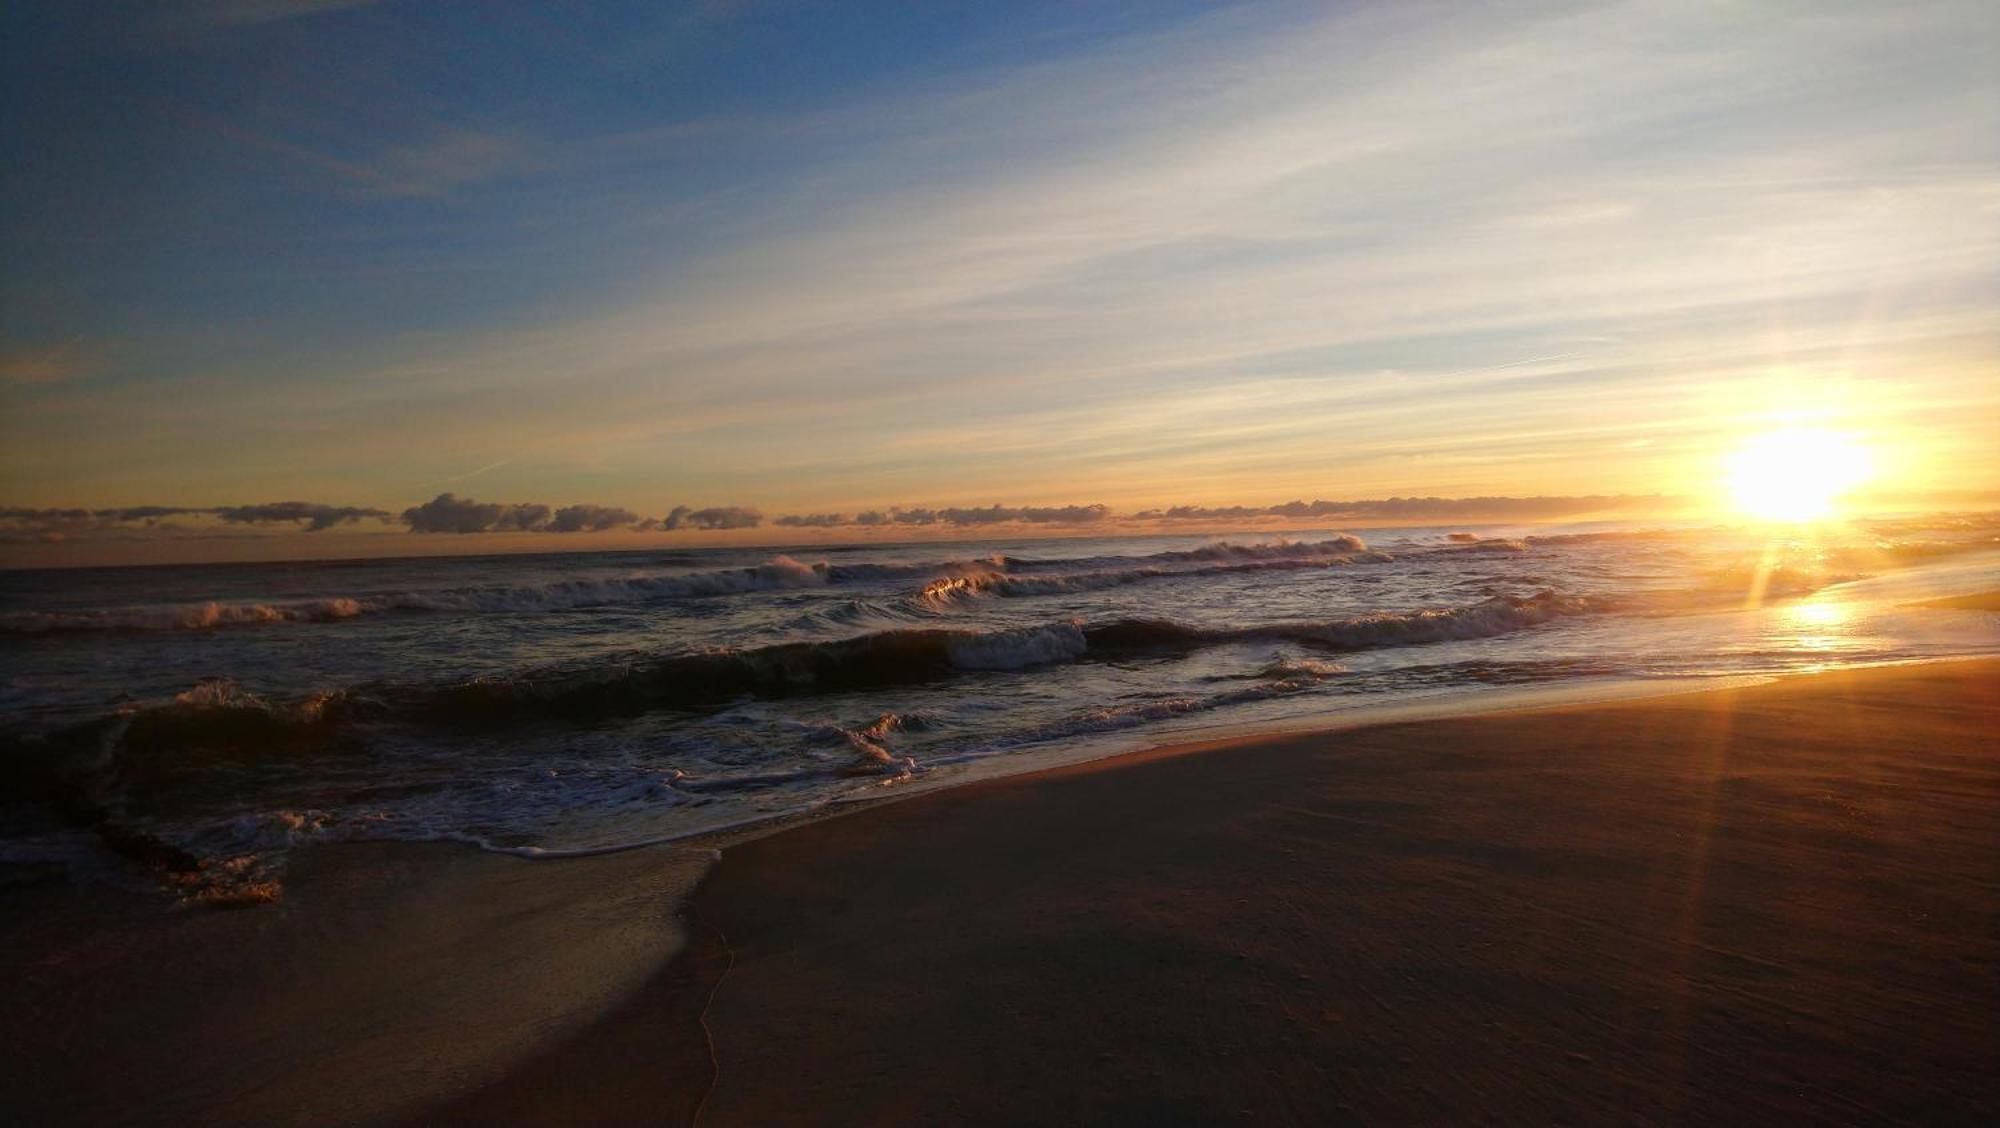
945, 622, 1088, 669
2, 597, 366, 634
917, 551, 1391, 606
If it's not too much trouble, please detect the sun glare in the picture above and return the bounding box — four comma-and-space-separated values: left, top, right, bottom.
1726, 428, 1872, 522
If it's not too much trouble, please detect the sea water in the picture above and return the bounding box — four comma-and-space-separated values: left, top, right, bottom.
4, 516, 1996, 901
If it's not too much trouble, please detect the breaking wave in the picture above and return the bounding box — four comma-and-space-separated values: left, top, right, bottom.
1, 539, 1393, 636
916, 551, 1392, 605
9, 593, 1594, 790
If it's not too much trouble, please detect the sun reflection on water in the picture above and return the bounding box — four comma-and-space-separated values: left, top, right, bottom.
1776, 598, 1859, 657
1787, 600, 1851, 630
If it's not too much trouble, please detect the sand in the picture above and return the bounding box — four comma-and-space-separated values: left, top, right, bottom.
1, 840, 713, 1126
436, 659, 2000, 1125
7, 660, 1998, 1125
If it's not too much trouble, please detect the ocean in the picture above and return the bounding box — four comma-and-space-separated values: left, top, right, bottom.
4, 516, 1996, 904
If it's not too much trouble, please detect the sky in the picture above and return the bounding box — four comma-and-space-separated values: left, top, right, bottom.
2, 0, 1997, 561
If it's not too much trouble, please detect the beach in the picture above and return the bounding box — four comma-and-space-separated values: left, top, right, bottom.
9, 0, 1998, 1121
1, 840, 714, 1126
15, 657, 1992, 1124
433, 657, 1998, 1125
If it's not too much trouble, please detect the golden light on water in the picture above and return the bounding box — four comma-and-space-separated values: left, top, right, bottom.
1726, 428, 1873, 522
1785, 599, 1851, 630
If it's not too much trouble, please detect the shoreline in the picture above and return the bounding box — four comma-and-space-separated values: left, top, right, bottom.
6, 656, 1997, 1124
682, 652, 2000, 860
441, 656, 2000, 1125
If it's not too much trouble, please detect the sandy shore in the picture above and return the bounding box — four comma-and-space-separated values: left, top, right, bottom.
436, 659, 2000, 1125
1, 840, 713, 1126
7, 659, 1997, 1124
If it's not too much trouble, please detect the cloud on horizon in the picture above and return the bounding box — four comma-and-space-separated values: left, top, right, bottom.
212, 501, 396, 531
2, 491, 1698, 545
661, 505, 764, 531
0, 502, 391, 543
399, 493, 554, 534
1130, 496, 1674, 523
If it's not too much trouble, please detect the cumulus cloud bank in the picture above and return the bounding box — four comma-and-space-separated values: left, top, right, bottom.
774, 513, 848, 528
1129, 496, 1668, 523
399, 494, 757, 533
398, 494, 643, 534
766, 497, 1665, 528
547, 503, 641, 533
917, 505, 1111, 526
399, 493, 555, 534
3, 492, 1686, 546
663, 505, 764, 530
212, 501, 395, 532
0, 502, 390, 543
402, 493, 1677, 534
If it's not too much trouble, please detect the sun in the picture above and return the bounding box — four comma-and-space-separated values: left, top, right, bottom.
1725, 428, 1872, 522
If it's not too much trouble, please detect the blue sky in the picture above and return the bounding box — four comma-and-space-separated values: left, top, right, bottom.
3, 0, 1996, 546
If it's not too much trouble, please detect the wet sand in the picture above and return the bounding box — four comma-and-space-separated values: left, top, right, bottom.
439, 659, 2000, 1125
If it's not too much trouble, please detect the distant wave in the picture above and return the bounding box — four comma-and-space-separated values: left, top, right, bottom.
1078, 590, 1595, 654
1003, 535, 1373, 572
1125, 534, 1372, 563
0, 555, 835, 634
819, 556, 1011, 582
1523, 528, 1700, 546
0, 597, 370, 633
1434, 537, 1530, 555
828, 537, 1377, 584
0, 539, 1379, 634
917, 550, 1391, 605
